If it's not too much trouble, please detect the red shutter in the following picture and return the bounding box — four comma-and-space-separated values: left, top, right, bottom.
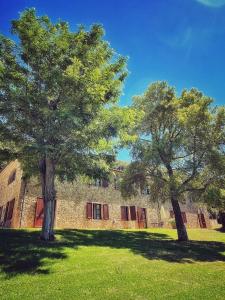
103, 204, 109, 220
86, 202, 92, 219
181, 212, 187, 223
7, 199, 15, 220
137, 207, 142, 221
121, 206, 129, 221
4, 202, 9, 223
34, 197, 44, 227
130, 206, 136, 220
198, 213, 206, 228
0, 206, 3, 221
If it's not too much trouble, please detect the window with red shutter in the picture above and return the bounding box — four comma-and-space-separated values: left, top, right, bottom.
0, 206, 3, 221
103, 204, 109, 220
198, 213, 207, 228
181, 212, 187, 223
4, 203, 9, 223
34, 198, 44, 227
137, 207, 142, 221
130, 206, 136, 220
2, 199, 15, 226
5, 199, 15, 221
7, 199, 15, 220
121, 206, 129, 221
93, 203, 102, 219
86, 202, 92, 219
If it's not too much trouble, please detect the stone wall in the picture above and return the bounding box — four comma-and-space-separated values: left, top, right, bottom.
0, 160, 24, 228
0, 161, 214, 230
21, 177, 212, 230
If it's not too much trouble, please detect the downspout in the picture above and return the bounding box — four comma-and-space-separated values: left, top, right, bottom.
156, 198, 162, 226
19, 178, 27, 228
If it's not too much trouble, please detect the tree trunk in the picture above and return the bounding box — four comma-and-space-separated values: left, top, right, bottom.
39, 158, 46, 200
220, 212, 225, 232
171, 193, 189, 242
39, 157, 56, 241
166, 163, 188, 242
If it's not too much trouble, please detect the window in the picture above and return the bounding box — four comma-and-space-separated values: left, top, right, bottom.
114, 176, 121, 190
4, 199, 15, 222
8, 170, 16, 185
94, 179, 101, 187
121, 206, 129, 221
8, 199, 15, 220
0, 206, 3, 221
102, 179, 109, 188
170, 210, 187, 223
114, 177, 118, 190
117, 166, 124, 171
209, 211, 217, 220
141, 187, 150, 195
181, 212, 187, 223
94, 179, 109, 188
93, 203, 101, 220
86, 202, 109, 220
103, 204, 109, 220
130, 206, 136, 220
86, 202, 92, 219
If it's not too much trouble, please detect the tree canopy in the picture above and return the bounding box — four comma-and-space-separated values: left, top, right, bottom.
0, 8, 128, 239
121, 81, 225, 241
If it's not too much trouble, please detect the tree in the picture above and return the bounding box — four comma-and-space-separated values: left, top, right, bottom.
121, 81, 225, 241
0, 9, 127, 240
0, 123, 19, 170
201, 184, 225, 231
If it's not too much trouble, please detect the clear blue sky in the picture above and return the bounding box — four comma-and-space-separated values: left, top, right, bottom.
1, 0, 225, 160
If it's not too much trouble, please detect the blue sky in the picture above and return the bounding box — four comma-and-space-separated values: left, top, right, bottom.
1, 0, 225, 160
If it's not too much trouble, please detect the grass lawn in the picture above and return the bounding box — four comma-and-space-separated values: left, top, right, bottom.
0, 228, 225, 300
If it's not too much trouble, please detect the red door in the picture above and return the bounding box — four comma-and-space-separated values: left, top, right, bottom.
137, 207, 147, 229
198, 213, 207, 228
34, 197, 44, 227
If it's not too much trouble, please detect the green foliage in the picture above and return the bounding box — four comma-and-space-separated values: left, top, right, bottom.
121, 81, 225, 205
200, 184, 225, 212
168, 218, 176, 228
120, 161, 147, 198
0, 123, 19, 169
90, 105, 140, 155
0, 8, 127, 179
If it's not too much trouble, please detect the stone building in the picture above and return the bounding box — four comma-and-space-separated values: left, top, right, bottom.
0, 160, 215, 230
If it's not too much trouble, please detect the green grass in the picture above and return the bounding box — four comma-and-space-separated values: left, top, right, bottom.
0, 228, 225, 300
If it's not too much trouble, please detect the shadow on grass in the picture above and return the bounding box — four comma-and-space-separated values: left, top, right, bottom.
0, 229, 225, 278
215, 227, 225, 233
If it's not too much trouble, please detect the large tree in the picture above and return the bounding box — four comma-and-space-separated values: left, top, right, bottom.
201, 184, 225, 231
0, 9, 127, 240
121, 81, 225, 241
0, 122, 19, 170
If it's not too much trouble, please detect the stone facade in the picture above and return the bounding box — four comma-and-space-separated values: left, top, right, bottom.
0, 160, 24, 228
0, 161, 214, 230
